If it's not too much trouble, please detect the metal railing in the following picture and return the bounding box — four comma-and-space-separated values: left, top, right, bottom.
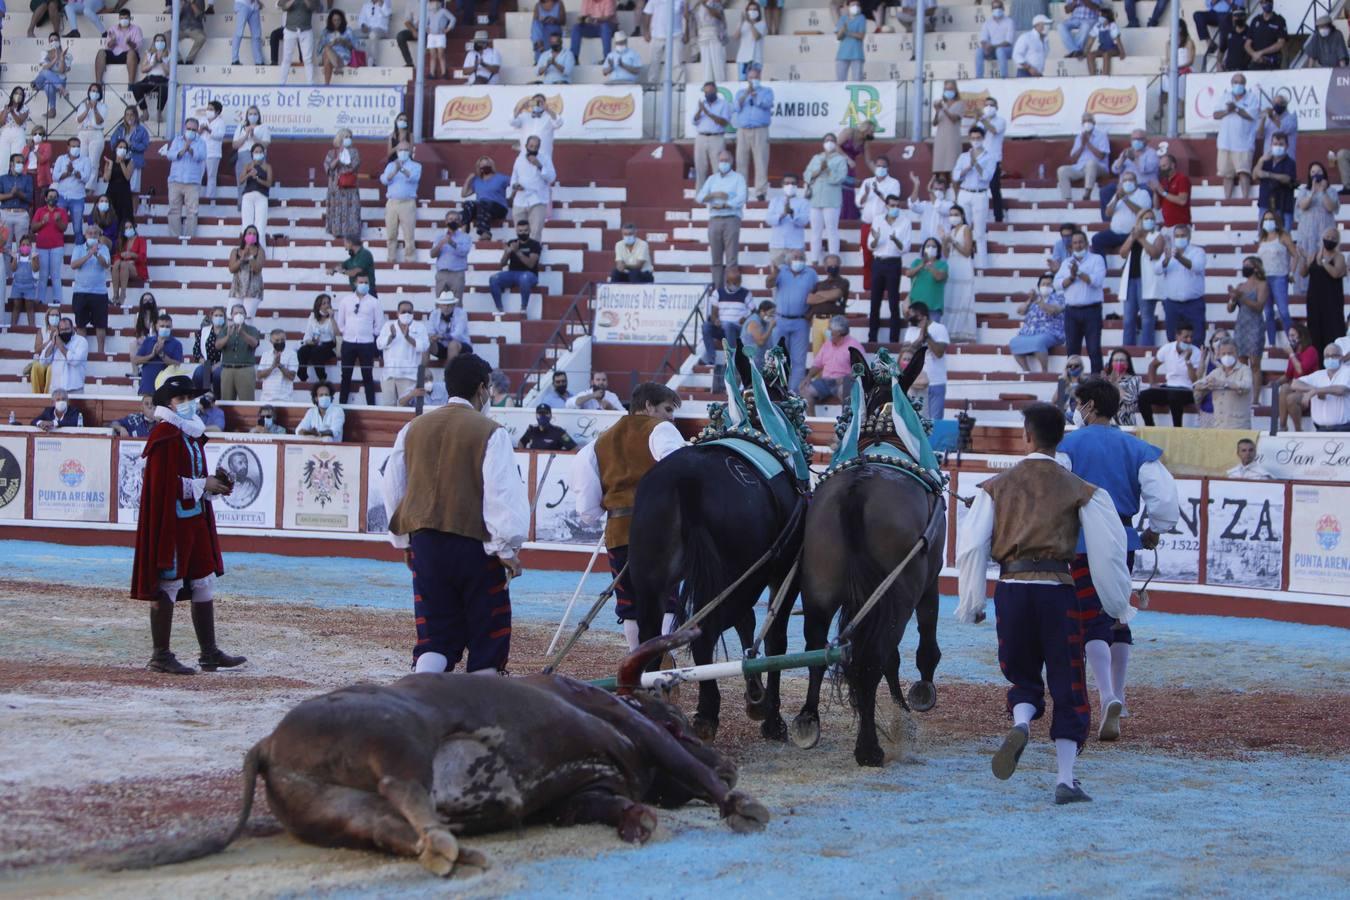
22, 81, 170, 142
514, 281, 595, 405
630, 284, 713, 388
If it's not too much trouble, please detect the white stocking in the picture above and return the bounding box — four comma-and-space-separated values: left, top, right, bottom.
1085, 639, 1115, 706
1111, 642, 1131, 707
1055, 738, 1077, 787
623, 619, 640, 652
415, 651, 448, 673
1013, 702, 1036, 729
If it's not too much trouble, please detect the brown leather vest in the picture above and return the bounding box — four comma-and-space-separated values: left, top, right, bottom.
983, 458, 1098, 583
388, 404, 500, 542
594, 414, 662, 549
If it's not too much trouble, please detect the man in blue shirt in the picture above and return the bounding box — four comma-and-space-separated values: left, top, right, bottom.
381, 141, 423, 263
132, 313, 186, 395
535, 34, 576, 84
429, 291, 471, 363
694, 148, 746, 293
460, 155, 511, 239
536, 370, 572, 408
52, 137, 95, 246
164, 118, 207, 239
112, 394, 158, 437
0, 152, 34, 252
734, 63, 774, 202
766, 175, 810, 271
691, 80, 733, 188
771, 250, 817, 384
601, 30, 642, 83
432, 212, 473, 300
71, 223, 112, 354
1193, 0, 1237, 59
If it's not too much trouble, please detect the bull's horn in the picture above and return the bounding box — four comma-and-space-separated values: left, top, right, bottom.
616, 629, 700, 695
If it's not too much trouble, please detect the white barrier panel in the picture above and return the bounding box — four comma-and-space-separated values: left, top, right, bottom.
1134, 478, 1201, 584
1183, 69, 1332, 134
488, 408, 623, 447
116, 440, 146, 524
1288, 484, 1350, 596
180, 84, 406, 139
593, 282, 706, 345
1256, 432, 1350, 481
0, 435, 26, 520
365, 446, 393, 534
1206, 479, 1285, 591
206, 443, 279, 529
33, 436, 110, 523
954, 76, 1150, 137
533, 451, 604, 546
282, 444, 363, 532
683, 82, 899, 140
432, 85, 643, 141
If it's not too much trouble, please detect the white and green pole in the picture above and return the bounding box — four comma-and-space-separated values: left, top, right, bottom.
589, 645, 848, 692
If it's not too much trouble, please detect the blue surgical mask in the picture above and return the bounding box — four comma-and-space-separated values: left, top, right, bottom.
886, 207, 900, 219
875, 166, 888, 179
790, 259, 805, 272
318, 395, 333, 410
1233, 84, 1246, 97
1131, 138, 1145, 151
1073, 248, 1086, 260
1142, 219, 1156, 232
176, 400, 196, 418
718, 161, 732, 174
158, 326, 171, 338
943, 89, 956, 100
1271, 145, 1287, 157
1327, 358, 1343, 371
1175, 236, 1190, 249
356, 283, 370, 295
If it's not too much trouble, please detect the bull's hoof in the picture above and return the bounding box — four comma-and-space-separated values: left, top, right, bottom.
854, 743, 885, 768
417, 829, 460, 878
692, 715, 719, 743
721, 791, 770, 833
759, 714, 787, 742
907, 680, 937, 712
790, 713, 821, 750
453, 847, 490, 877
618, 802, 659, 844
714, 759, 738, 792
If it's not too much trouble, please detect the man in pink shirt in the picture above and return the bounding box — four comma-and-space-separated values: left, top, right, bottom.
570, 0, 618, 59
96, 10, 145, 88
799, 314, 866, 415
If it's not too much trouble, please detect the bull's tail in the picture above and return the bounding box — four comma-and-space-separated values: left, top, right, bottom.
108, 741, 264, 870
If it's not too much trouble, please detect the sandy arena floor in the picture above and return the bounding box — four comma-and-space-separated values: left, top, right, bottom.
0, 541, 1347, 898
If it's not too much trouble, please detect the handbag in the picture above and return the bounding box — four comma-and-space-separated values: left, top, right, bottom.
350, 48, 368, 68
338, 171, 357, 189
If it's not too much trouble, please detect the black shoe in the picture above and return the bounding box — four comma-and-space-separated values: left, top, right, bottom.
199, 647, 247, 670
148, 650, 196, 675
991, 723, 1029, 780
191, 600, 247, 671
65, 29, 80, 38
1055, 780, 1093, 804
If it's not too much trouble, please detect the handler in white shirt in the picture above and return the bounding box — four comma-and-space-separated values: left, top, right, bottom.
376, 297, 430, 406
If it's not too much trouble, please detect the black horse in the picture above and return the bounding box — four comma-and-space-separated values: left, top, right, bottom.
626, 347, 807, 743
793, 348, 946, 767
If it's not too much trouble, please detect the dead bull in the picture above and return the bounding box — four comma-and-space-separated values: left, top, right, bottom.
118, 633, 769, 877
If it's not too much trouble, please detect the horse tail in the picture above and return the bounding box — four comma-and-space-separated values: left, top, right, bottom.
676, 475, 726, 623
834, 478, 895, 713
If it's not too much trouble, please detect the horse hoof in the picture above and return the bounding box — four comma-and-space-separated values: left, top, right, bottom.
790, 714, 821, 750
618, 803, 658, 844
855, 744, 885, 768
692, 715, 719, 743
721, 791, 771, 833
744, 678, 768, 721
760, 715, 787, 742
907, 680, 937, 712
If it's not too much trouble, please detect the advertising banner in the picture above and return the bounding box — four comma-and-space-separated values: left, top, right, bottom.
1134, 478, 1202, 584
116, 440, 146, 524
32, 437, 110, 522
433, 85, 643, 141
282, 444, 363, 532
1255, 432, 1350, 482
0, 434, 26, 520
205, 443, 278, 529
1205, 480, 1284, 591
1184, 69, 1334, 134
684, 81, 899, 139
533, 452, 604, 546
955, 76, 1150, 136
592, 283, 707, 345
1326, 68, 1350, 130
489, 408, 623, 448
180, 84, 406, 139
365, 446, 392, 534
1288, 484, 1350, 596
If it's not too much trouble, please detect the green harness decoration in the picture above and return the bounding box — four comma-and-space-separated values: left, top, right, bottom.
696, 343, 812, 486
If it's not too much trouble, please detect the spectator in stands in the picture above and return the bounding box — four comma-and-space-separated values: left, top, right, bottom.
163, 119, 205, 240
239, 144, 274, 249
696, 148, 746, 293
108, 106, 149, 193
1193, 0, 1235, 62
377, 298, 430, 405
930, 82, 963, 180
898, 343, 928, 405
461, 156, 510, 239
297, 383, 345, 442
855, 156, 900, 291
1053, 356, 1086, 422
772, 250, 816, 383
734, 65, 773, 202
1083, 5, 1124, 75
71, 223, 111, 355
1228, 255, 1268, 392
952, 126, 994, 268
420, 0, 456, 77
905, 236, 948, 323
95, 9, 142, 87
531, 0, 564, 55
766, 175, 809, 271
1214, 73, 1259, 200
11, 237, 41, 330
1257, 95, 1297, 164
32, 188, 69, 308
804, 135, 846, 265
1294, 162, 1339, 293
490, 220, 543, 314
834, 1, 866, 80
974, 100, 1008, 224
26, 311, 59, 394
702, 265, 750, 378
52, 137, 93, 246
520, 405, 578, 450
386, 113, 413, 163
1228, 438, 1272, 478
866, 198, 907, 344
1155, 224, 1208, 339
909, 173, 953, 245
232, 106, 272, 188
611, 223, 654, 283
232, 0, 266, 65
39, 316, 88, 393
318, 10, 357, 85
691, 81, 731, 189
132, 313, 183, 395
1153, 153, 1191, 230
33, 389, 81, 431
537, 370, 572, 408
603, 31, 643, 83
380, 142, 421, 264
902, 301, 948, 418
0, 93, 31, 188
430, 291, 471, 362
192, 306, 227, 395
298, 294, 338, 383
536, 33, 577, 84
1192, 337, 1253, 429
337, 274, 381, 406
358, 0, 394, 65
807, 253, 848, 353
324, 130, 363, 242
464, 31, 502, 84
130, 33, 170, 121
334, 236, 378, 292
112, 395, 157, 438
0, 153, 34, 253
895, 0, 936, 34
176, 0, 208, 63
1058, 0, 1102, 57
567, 372, 624, 410
736, 4, 765, 78
977, 0, 1015, 78
219, 304, 262, 402
1160, 22, 1195, 117
1256, 209, 1298, 343
1245, 0, 1286, 70
252, 404, 289, 435
433, 213, 473, 297
1102, 349, 1142, 424
103, 144, 135, 236
799, 315, 864, 415
509, 136, 555, 241
1284, 341, 1349, 431
132, 293, 158, 341
941, 205, 977, 343
1139, 322, 1201, 426
489, 370, 517, 407
34, 33, 70, 120
1056, 231, 1105, 373
692, 0, 728, 83
89, 195, 118, 246
229, 226, 266, 319
1057, 113, 1109, 202
1092, 174, 1152, 259
1011, 273, 1065, 373
394, 2, 420, 67
510, 95, 562, 160
1303, 228, 1347, 359
1118, 208, 1165, 347
1012, 15, 1051, 77
1273, 322, 1319, 427
1102, 129, 1160, 219
1303, 14, 1348, 67
1254, 135, 1297, 233
642, 0, 688, 84
743, 300, 777, 368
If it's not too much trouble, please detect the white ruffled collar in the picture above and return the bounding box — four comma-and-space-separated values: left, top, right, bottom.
154, 405, 206, 438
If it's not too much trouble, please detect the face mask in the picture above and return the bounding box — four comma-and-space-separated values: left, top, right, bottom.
47, 314, 60, 326
948, 216, 962, 226
318, 396, 333, 410
1067, 366, 1083, 377
1220, 354, 1237, 368
262, 416, 274, 427
1073, 248, 1087, 260
1233, 84, 1246, 97
1262, 220, 1277, 233
726, 281, 741, 291
789, 259, 805, 273
747, 9, 758, 19
984, 105, 996, 117
1071, 407, 1085, 427
232, 313, 245, 326
886, 207, 900, 219
1142, 219, 1156, 232
971, 138, 984, 148
1121, 181, 1136, 194
397, 118, 409, 129
45, 196, 57, 207
156, 325, 172, 338
272, 341, 285, 351
1319, 26, 1332, 36
943, 90, 956, 100
992, 6, 1004, 16
875, 166, 889, 179
397, 150, 411, 162
253, 152, 266, 162
1270, 145, 1288, 158
924, 246, 938, 259
823, 141, 837, 152
119, 17, 130, 27
848, 3, 860, 13
176, 400, 196, 418
356, 283, 370, 295
1242, 265, 1255, 277
1038, 285, 1051, 297
212, 315, 225, 327
21, 246, 32, 256
550, 42, 562, 52
49, 39, 58, 47
58, 331, 73, 343
185, 130, 198, 139
783, 184, 797, 197
97, 201, 109, 213
704, 91, 718, 102
1082, 121, 1094, 132
1175, 237, 1189, 249
11, 164, 20, 174
155, 40, 166, 50
623, 235, 636, 245
1177, 340, 1191, 351
1131, 139, 1145, 151
718, 161, 732, 174
907, 316, 921, 326
1325, 238, 1339, 250
244, 233, 258, 245
70, 148, 81, 159
1328, 358, 1343, 371
1273, 103, 1287, 114
398, 312, 413, 325
1112, 360, 1128, 374
826, 265, 841, 276
248, 113, 260, 124
206, 110, 218, 120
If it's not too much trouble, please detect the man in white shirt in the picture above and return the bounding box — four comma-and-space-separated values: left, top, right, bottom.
464, 31, 502, 84
976, 0, 1015, 79
1139, 321, 1202, 426
695, 147, 746, 293
335, 274, 382, 406
357, 0, 393, 65
976, 98, 1008, 223
1055, 231, 1107, 373
641, 0, 687, 84
1213, 72, 1261, 199
257, 328, 300, 404
38, 316, 90, 393
376, 298, 431, 406
602, 30, 643, 84
566, 371, 624, 411
868, 194, 909, 344
952, 124, 997, 268
508, 136, 555, 242
1056, 113, 1110, 202
382, 353, 530, 674
1091, 174, 1152, 258
1012, 15, 1051, 76
1286, 342, 1350, 431
198, 101, 226, 200
1227, 438, 1273, 479
1153, 224, 1207, 340
902, 302, 949, 419
611, 222, 654, 283
854, 154, 900, 291
509, 95, 562, 161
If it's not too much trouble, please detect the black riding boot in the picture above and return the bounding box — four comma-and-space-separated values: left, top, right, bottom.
191, 600, 247, 671
147, 595, 196, 675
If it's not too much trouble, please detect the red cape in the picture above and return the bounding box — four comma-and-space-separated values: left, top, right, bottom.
129, 422, 224, 600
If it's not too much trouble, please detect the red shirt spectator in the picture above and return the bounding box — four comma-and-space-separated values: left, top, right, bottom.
28, 135, 55, 203
116, 232, 149, 282
1286, 343, 1319, 380
1155, 156, 1191, 228
30, 197, 70, 249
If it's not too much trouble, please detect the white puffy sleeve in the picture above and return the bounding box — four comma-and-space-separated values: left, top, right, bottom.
954, 488, 995, 624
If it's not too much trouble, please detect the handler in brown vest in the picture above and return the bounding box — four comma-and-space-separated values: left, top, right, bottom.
955, 402, 1133, 805
572, 381, 685, 651
382, 354, 530, 674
